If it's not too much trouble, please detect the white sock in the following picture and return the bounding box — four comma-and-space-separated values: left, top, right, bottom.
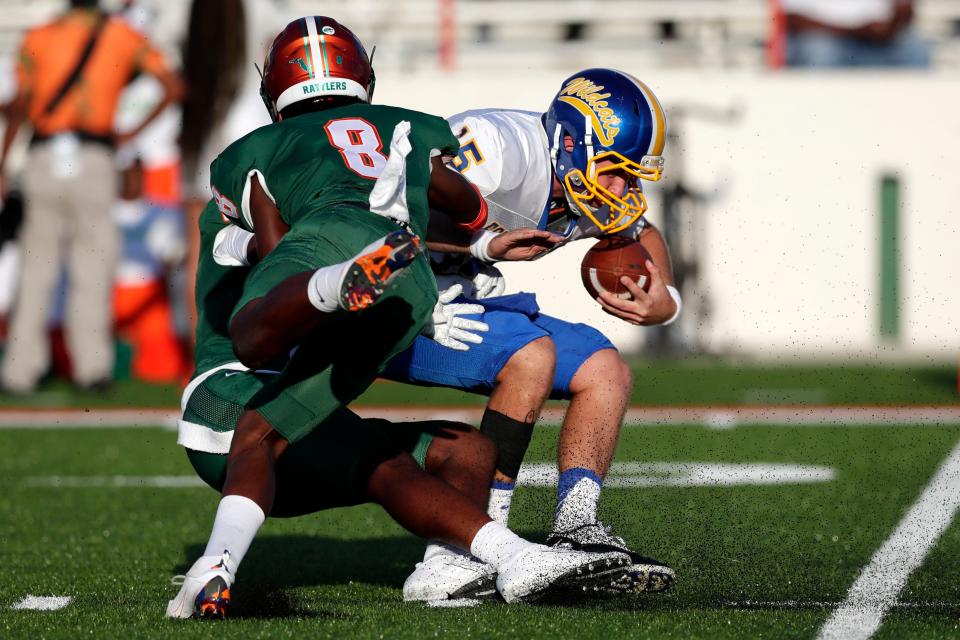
306, 262, 350, 312
201, 495, 266, 575
486, 483, 515, 526
554, 475, 602, 532
469, 521, 533, 571
422, 539, 465, 561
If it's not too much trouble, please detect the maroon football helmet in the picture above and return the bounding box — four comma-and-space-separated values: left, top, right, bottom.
259, 16, 375, 122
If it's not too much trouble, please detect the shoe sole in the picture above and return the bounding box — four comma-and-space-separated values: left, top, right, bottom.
445, 573, 498, 601
512, 556, 630, 603
340, 230, 422, 312
601, 563, 675, 594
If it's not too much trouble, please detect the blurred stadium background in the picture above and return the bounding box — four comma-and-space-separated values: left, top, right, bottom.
2, 0, 958, 376
2, 1, 960, 639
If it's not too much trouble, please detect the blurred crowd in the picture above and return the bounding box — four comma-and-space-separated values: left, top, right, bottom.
0, 0, 933, 393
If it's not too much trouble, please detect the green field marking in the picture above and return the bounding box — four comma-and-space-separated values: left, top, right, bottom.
2, 425, 959, 638
879, 175, 900, 339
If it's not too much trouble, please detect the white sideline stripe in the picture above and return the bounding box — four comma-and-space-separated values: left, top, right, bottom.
11, 595, 73, 610
23, 462, 835, 490
0, 409, 178, 429
24, 475, 207, 488
518, 462, 835, 488
2, 406, 960, 430
728, 600, 957, 610
816, 438, 960, 640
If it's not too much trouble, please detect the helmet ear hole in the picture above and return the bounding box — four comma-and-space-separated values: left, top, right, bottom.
563, 134, 575, 152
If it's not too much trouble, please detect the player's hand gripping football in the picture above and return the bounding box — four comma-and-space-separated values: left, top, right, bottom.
426, 284, 489, 351
487, 229, 565, 261
597, 260, 677, 326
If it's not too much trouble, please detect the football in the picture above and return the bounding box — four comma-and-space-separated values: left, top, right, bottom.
580, 237, 653, 299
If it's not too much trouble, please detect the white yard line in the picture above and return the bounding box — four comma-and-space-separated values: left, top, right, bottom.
0, 409, 179, 429
816, 438, 960, 640
24, 475, 207, 488
2, 406, 960, 429
24, 462, 836, 491
11, 595, 73, 611
728, 601, 958, 610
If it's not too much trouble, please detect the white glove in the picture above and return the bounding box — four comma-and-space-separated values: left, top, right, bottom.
212, 225, 253, 267
472, 264, 505, 299
426, 284, 489, 351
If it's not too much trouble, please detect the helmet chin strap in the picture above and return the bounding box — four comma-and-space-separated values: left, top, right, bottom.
254, 63, 280, 123
368, 45, 377, 102
549, 122, 561, 169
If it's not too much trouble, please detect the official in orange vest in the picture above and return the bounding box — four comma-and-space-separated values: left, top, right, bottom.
0, 0, 184, 393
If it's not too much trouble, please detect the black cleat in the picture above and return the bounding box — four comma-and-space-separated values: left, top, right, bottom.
546, 521, 675, 594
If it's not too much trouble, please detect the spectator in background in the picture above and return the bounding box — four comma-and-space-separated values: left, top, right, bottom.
112, 158, 187, 383
782, 0, 931, 67
0, 56, 21, 342
0, 0, 184, 393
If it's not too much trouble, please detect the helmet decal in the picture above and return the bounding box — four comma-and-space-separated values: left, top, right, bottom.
543, 68, 667, 233
303, 15, 326, 79
557, 77, 621, 146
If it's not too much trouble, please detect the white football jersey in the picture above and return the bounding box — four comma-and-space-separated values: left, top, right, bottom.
447, 109, 554, 233
445, 109, 646, 244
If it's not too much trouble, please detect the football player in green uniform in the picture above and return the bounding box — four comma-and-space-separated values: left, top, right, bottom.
168, 17, 627, 618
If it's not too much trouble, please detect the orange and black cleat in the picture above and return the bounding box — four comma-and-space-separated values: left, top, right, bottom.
195, 575, 231, 620
166, 551, 235, 620
340, 230, 423, 312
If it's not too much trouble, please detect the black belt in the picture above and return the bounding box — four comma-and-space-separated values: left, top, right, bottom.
31, 131, 113, 149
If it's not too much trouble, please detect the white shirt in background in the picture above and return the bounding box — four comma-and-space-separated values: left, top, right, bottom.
780, 0, 903, 28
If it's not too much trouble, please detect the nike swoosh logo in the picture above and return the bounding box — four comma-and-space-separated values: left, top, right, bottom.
224, 372, 244, 377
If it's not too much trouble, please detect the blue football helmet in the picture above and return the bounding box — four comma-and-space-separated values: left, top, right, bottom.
543, 68, 666, 234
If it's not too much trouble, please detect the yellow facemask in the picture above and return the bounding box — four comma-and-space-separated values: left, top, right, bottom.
563, 152, 664, 234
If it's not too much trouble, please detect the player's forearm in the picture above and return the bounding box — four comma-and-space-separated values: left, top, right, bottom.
427, 158, 488, 232
426, 241, 470, 254
638, 225, 675, 286
426, 207, 472, 253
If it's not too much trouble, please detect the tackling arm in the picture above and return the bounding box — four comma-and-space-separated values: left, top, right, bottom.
428, 156, 487, 233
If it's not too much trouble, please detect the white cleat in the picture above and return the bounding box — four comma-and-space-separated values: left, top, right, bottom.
165, 552, 234, 620
495, 545, 631, 603
403, 553, 497, 603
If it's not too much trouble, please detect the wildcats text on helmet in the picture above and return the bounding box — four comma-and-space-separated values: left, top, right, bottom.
557, 77, 621, 146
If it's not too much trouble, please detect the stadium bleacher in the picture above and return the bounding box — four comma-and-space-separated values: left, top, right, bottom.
1, 0, 959, 71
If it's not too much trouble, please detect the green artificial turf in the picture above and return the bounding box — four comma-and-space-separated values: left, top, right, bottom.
0, 361, 955, 410
2, 423, 959, 638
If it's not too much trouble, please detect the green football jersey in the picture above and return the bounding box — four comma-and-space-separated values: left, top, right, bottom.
209, 103, 459, 239
193, 201, 248, 373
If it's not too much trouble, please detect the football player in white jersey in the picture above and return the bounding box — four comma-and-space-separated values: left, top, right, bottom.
384, 68, 680, 601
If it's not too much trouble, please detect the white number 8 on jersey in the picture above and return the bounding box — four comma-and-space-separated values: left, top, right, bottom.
324, 117, 389, 179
